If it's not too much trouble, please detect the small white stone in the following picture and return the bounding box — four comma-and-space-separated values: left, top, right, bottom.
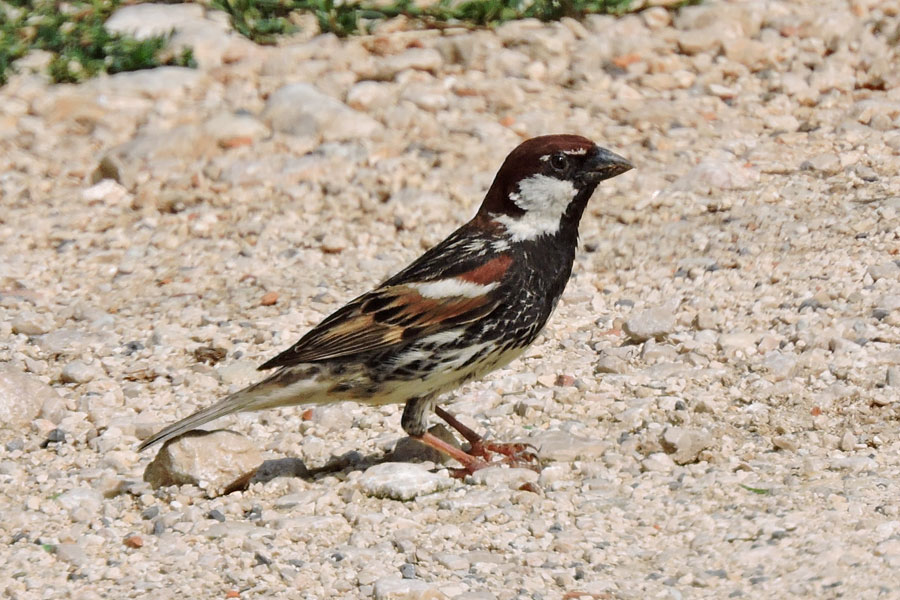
359, 462, 453, 501
54, 542, 88, 566
840, 432, 857, 452
467, 466, 539, 488
57, 487, 103, 520
11, 311, 53, 335
642, 452, 676, 473
0, 364, 61, 428
868, 262, 900, 282
262, 83, 383, 141
624, 307, 676, 342
60, 360, 104, 384
373, 578, 441, 600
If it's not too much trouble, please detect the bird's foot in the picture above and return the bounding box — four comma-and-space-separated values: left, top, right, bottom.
469, 440, 541, 472
444, 443, 540, 478
415, 432, 540, 478
433, 406, 541, 473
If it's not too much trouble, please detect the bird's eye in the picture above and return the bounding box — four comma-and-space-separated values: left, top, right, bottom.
549, 153, 567, 172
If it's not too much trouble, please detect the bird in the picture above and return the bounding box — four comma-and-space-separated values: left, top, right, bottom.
139, 134, 633, 474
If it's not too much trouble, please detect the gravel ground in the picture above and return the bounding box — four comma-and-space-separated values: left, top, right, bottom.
2, 0, 900, 598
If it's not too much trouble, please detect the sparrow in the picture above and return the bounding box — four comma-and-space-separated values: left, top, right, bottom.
139, 134, 633, 474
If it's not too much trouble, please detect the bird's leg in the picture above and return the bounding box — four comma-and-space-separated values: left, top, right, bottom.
416, 431, 486, 477
434, 405, 540, 469
402, 397, 488, 477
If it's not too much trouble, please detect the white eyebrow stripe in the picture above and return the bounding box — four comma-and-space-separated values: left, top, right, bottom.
540, 148, 588, 162
413, 279, 499, 298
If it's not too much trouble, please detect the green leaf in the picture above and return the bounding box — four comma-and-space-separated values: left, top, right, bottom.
739, 484, 770, 495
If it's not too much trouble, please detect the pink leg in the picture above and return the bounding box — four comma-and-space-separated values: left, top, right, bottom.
415, 431, 489, 478
434, 406, 540, 470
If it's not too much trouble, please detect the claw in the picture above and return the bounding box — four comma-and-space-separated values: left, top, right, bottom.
468, 440, 542, 472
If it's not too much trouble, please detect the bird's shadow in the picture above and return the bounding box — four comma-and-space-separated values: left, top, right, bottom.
222, 437, 447, 494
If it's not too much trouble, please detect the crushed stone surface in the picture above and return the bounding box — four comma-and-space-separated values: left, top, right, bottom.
1, 0, 900, 598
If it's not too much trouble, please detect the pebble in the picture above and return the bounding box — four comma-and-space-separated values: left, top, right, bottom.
309, 403, 353, 432
57, 487, 103, 521
106, 3, 254, 69
868, 262, 900, 282
261, 83, 383, 141
376, 48, 443, 79
39, 394, 68, 424
373, 578, 441, 600
54, 542, 88, 566
346, 81, 396, 111
11, 311, 52, 335
717, 332, 759, 358
840, 432, 856, 452
358, 463, 454, 501
660, 426, 712, 465
693, 310, 720, 331
467, 466, 539, 488
216, 360, 260, 386
269, 515, 351, 541
801, 153, 842, 174
33, 329, 99, 356
677, 29, 723, 54
203, 112, 271, 147
673, 155, 759, 193
530, 430, 607, 462
595, 352, 629, 374
81, 179, 130, 204
60, 359, 105, 383
0, 364, 61, 428
759, 351, 798, 382
886, 367, 900, 388
435, 553, 470, 571
104, 3, 207, 39
143, 431, 263, 496
773, 435, 799, 452
642, 452, 676, 473
623, 307, 676, 342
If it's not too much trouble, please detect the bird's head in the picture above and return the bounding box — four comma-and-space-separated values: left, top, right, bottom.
477, 135, 632, 242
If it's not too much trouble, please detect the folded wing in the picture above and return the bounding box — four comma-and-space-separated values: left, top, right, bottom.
257, 281, 500, 369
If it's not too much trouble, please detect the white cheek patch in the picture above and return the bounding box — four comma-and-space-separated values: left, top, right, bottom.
414, 279, 499, 299
493, 174, 577, 241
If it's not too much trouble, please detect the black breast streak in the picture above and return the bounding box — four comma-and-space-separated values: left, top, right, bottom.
357, 226, 580, 384
469, 235, 576, 348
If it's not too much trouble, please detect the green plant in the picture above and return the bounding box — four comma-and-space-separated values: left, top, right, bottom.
214, 0, 638, 40
213, 0, 297, 44
0, 0, 196, 85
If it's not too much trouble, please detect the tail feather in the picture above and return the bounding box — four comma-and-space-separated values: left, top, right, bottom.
138, 372, 323, 451
138, 393, 249, 450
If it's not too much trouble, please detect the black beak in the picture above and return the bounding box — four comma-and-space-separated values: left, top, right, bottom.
583, 146, 633, 183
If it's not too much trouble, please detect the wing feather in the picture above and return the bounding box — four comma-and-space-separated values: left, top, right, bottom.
257, 283, 497, 369
259, 225, 513, 370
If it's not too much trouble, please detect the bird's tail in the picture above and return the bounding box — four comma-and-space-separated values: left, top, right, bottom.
138, 370, 324, 451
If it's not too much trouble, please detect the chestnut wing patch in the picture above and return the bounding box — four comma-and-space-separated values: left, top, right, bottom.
457, 255, 512, 285
257, 283, 499, 369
